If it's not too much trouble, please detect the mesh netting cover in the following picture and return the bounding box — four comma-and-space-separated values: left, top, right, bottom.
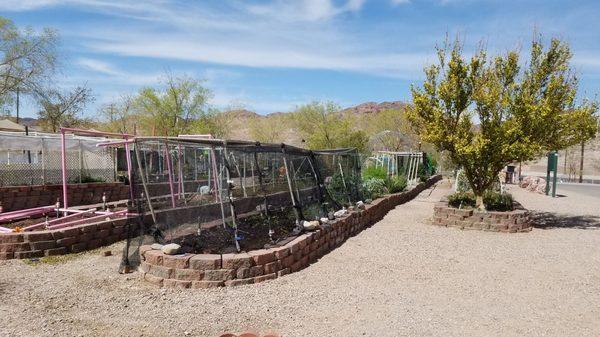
120, 138, 362, 270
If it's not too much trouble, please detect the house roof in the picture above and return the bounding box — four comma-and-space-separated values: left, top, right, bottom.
0, 119, 26, 132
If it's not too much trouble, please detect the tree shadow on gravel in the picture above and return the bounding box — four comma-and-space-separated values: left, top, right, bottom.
531, 211, 600, 229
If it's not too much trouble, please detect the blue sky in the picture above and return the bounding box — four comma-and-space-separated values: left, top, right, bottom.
2, 0, 599, 118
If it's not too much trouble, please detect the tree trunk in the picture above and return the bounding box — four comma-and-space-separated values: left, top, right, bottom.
475, 194, 485, 210
579, 141, 584, 183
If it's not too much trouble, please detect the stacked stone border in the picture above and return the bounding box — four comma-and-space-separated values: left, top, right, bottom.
431, 199, 532, 232
138, 175, 443, 289
0, 217, 133, 259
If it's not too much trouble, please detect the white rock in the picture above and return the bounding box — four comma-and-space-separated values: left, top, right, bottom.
150, 243, 163, 250
161, 243, 181, 255
302, 220, 320, 231
356, 201, 366, 210
334, 209, 348, 218
320, 217, 329, 224
199, 185, 210, 194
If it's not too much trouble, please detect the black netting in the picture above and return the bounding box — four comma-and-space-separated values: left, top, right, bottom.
120, 139, 363, 271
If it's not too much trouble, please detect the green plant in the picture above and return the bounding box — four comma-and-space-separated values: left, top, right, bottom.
362, 165, 388, 180
483, 191, 514, 211
386, 175, 407, 193
362, 178, 388, 199
80, 175, 105, 183
447, 192, 476, 209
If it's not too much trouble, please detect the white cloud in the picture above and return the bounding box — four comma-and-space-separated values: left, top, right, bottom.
390, 0, 411, 5
245, 0, 366, 22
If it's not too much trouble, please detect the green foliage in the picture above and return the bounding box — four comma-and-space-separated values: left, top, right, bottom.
408, 35, 598, 207
362, 178, 388, 200
80, 175, 105, 183
362, 165, 388, 180
483, 191, 514, 211
447, 191, 514, 211
136, 73, 212, 136
292, 101, 369, 152
326, 172, 364, 207
386, 175, 407, 193
447, 192, 476, 208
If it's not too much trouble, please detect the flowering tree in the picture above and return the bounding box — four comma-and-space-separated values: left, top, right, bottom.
407, 36, 598, 208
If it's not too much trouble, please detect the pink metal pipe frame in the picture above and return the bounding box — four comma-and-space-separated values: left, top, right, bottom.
163, 141, 177, 208
0, 226, 12, 233
46, 210, 128, 230
23, 208, 96, 231
61, 129, 68, 212
124, 139, 134, 201
0, 206, 56, 223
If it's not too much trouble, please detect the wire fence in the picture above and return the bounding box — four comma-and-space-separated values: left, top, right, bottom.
121, 138, 363, 269
0, 132, 117, 186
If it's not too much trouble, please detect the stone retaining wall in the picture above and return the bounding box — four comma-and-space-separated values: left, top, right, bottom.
0, 217, 132, 259
0, 180, 207, 212
138, 175, 443, 288
432, 200, 532, 232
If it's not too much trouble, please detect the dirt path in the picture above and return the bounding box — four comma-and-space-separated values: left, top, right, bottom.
2, 181, 600, 337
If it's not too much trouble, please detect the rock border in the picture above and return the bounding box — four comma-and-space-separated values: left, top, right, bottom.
431, 199, 532, 232
138, 175, 443, 288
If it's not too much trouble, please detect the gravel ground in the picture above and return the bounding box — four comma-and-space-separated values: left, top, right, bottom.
2, 179, 600, 337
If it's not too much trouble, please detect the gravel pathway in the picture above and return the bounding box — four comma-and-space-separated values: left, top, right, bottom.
2, 180, 600, 337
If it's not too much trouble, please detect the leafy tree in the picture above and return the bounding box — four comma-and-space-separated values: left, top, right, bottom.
0, 17, 58, 99
360, 108, 419, 151
248, 114, 288, 143
407, 36, 598, 208
36, 85, 94, 132
99, 95, 136, 134
292, 101, 369, 151
136, 73, 211, 136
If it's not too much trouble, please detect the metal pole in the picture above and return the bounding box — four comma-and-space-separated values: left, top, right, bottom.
282, 145, 302, 227
78, 140, 83, 183
133, 141, 156, 225
124, 140, 134, 201
41, 137, 46, 185
60, 129, 68, 212
163, 141, 176, 208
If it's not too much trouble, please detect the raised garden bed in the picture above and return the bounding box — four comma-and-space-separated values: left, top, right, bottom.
138, 175, 443, 288
432, 198, 532, 232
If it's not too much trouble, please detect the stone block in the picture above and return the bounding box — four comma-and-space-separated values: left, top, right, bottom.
222, 252, 254, 269
203, 269, 235, 281
189, 254, 221, 270
191, 280, 224, 289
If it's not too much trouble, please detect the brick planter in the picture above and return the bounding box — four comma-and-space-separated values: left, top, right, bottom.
432, 199, 532, 232
139, 175, 443, 288
0, 217, 133, 260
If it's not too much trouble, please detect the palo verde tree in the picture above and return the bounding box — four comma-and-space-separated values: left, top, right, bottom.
407, 36, 598, 208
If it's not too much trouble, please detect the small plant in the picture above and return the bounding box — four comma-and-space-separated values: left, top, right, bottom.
80, 174, 106, 183
447, 191, 476, 209
362, 177, 388, 199
386, 175, 407, 193
362, 165, 388, 180
483, 191, 514, 211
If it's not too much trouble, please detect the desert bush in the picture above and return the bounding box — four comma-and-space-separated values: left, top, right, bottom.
386, 175, 407, 193
362, 178, 388, 199
447, 191, 476, 208
483, 191, 514, 211
362, 165, 388, 180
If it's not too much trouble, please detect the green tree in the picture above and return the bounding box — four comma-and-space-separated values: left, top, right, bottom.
0, 17, 58, 100
407, 36, 598, 208
98, 95, 136, 134
292, 101, 369, 151
36, 85, 94, 132
248, 114, 288, 143
136, 73, 212, 136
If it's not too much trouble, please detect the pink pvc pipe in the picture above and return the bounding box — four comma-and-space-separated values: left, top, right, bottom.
96, 139, 134, 147
163, 142, 177, 208
124, 140, 134, 201
47, 210, 127, 230
0, 206, 55, 223
177, 144, 183, 198
60, 127, 132, 138
211, 147, 219, 203
0, 226, 12, 233
23, 209, 95, 231
61, 129, 68, 211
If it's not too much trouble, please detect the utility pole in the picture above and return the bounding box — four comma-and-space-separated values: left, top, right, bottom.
579, 141, 585, 183
16, 87, 20, 124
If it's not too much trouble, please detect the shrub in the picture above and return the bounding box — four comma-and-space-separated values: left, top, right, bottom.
447, 191, 476, 208
80, 175, 105, 183
447, 191, 514, 211
362, 178, 388, 199
483, 191, 514, 211
326, 172, 363, 206
362, 165, 388, 180
386, 175, 407, 193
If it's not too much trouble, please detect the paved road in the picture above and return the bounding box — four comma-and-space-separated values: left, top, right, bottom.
556, 183, 600, 199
